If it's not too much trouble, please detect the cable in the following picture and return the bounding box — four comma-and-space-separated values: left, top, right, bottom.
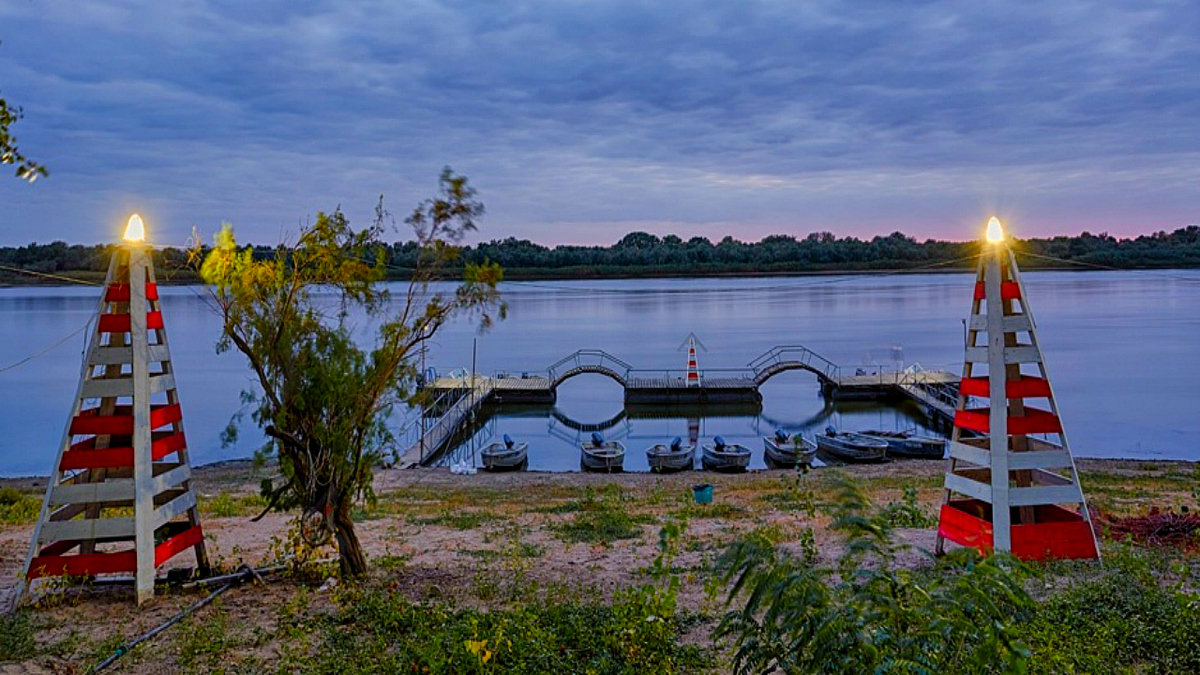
0, 318, 92, 375
1014, 250, 1200, 284
0, 263, 103, 286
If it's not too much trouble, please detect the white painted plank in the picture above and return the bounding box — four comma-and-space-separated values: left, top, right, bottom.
48, 479, 134, 505
1009, 485, 1085, 507
969, 314, 1032, 333
944, 473, 992, 502
151, 463, 191, 493
1008, 451, 1074, 471
149, 373, 176, 395
40, 516, 135, 542
947, 441, 990, 467
153, 491, 197, 529
81, 377, 134, 399
1003, 346, 1042, 364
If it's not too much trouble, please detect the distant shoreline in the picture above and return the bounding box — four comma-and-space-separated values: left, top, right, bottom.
2, 263, 1198, 289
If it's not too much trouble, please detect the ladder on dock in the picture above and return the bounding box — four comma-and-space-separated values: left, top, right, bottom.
396, 378, 494, 468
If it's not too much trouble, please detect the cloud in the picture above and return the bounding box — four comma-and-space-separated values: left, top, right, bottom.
0, 0, 1197, 245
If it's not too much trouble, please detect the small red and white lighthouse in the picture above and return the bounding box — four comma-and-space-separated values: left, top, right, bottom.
20, 215, 209, 604
679, 333, 706, 387
935, 217, 1099, 561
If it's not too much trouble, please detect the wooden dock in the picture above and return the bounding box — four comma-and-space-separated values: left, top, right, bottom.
399, 346, 963, 467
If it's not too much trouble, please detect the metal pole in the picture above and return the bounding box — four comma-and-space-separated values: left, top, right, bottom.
470, 338, 477, 468
420, 344, 427, 462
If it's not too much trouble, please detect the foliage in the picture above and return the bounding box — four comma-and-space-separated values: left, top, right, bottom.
1015, 546, 1200, 675
0, 92, 47, 181
0, 611, 37, 663
553, 485, 652, 544
876, 486, 938, 529
0, 486, 40, 525
195, 168, 503, 576
289, 520, 701, 674
715, 474, 1034, 675
6, 226, 1200, 285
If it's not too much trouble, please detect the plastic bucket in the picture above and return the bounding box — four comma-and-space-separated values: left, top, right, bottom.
692, 483, 714, 505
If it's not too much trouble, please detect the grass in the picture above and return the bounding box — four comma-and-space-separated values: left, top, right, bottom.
410, 509, 504, 529
0, 486, 41, 525
552, 485, 654, 544
197, 491, 267, 518
0, 611, 37, 662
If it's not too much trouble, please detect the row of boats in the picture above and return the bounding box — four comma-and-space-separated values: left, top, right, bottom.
480, 427, 946, 473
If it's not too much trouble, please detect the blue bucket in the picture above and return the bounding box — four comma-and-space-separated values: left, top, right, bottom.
692, 483, 714, 505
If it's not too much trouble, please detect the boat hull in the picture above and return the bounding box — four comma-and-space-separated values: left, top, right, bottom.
701, 444, 751, 472
646, 444, 695, 472
815, 433, 888, 463
581, 442, 626, 473
763, 437, 816, 468
481, 442, 528, 471
860, 431, 946, 459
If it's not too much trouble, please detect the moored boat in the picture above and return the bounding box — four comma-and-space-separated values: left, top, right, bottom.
859, 429, 946, 459
701, 436, 751, 473
646, 436, 695, 473
481, 434, 528, 471
763, 429, 817, 468
814, 427, 888, 463
581, 432, 626, 473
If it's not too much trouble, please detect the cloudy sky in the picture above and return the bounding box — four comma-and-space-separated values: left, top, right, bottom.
0, 0, 1197, 246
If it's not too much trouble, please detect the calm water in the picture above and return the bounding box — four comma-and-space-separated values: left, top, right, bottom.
1, 270, 1197, 476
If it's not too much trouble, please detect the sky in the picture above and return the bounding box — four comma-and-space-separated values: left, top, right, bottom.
0, 0, 1197, 247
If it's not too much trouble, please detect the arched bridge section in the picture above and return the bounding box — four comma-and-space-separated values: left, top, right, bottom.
547, 349, 633, 388
748, 345, 842, 387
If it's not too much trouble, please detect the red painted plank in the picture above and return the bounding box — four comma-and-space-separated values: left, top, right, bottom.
155, 525, 203, 565
953, 409, 990, 433
27, 549, 136, 579
60, 446, 134, 470
105, 282, 159, 302
939, 500, 1098, 560
97, 311, 164, 333
70, 404, 184, 437
1008, 408, 1063, 435
960, 376, 1052, 398
973, 281, 1022, 301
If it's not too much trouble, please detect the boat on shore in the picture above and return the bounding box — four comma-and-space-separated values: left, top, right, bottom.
814, 427, 888, 463
763, 429, 817, 468
701, 436, 751, 473
647, 436, 695, 473
581, 432, 626, 473
481, 434, 528, 471
859, 429, 946, 459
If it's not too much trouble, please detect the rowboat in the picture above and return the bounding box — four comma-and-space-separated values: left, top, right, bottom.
859, 429, 946, 459
814, 427, 888, 463
646, 436, 695, 473
481, 434, 528, 471
762, 429, 817, 468
701, 436, 751, 473
581, 432, 626, 473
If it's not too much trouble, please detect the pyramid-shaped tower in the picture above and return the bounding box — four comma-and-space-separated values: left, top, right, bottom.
935, 218, 1099, 560
21, 217, 208, 604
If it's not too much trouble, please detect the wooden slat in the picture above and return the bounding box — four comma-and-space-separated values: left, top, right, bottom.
39, 516, 135, 542
969, 313, 1033, 333
1009, 451, 1074, 471
153, 489, 196, 529
48, 479, 134, 506
1009, 485, 1085, 507
92, 344, 169, 365
152, 463, 191, 493
1003, 346, 1043, 364
81, 376, 134, 399
948, 440, 990, 467
944, 473, 992, 502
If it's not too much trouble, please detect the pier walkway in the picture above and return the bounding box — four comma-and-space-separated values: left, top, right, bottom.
397, 345, 961, 467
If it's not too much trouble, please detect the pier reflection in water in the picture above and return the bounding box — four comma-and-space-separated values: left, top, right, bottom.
432, 389, 943, 472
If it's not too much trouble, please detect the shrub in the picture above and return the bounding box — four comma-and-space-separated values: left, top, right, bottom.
715, 474, 1034, 675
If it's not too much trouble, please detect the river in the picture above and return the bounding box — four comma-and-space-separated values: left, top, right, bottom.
1, 270, 1197, 476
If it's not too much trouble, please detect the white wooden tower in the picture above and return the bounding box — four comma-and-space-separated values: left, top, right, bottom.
935, 217, 1099, 560
21, 215, 208, 604
679, 333, 705, 387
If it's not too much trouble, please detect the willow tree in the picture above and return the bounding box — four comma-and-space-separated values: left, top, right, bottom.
197, 168, 502, 576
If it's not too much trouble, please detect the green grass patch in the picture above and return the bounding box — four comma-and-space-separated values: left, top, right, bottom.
0, 611, 37, 662
289, 584, 705, 674
552, 485, 653, 544
411, 510, 503, 529
0, 486, 41, 526
198, 491, 267, 518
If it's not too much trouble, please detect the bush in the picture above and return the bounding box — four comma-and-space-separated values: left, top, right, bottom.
0, 486, 40, 525
553, 485, 651, 544
715, 475, 1034, 675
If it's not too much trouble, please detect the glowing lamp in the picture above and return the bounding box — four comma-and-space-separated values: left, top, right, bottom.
124, 214, 145, 242
985, 216, 1004, 243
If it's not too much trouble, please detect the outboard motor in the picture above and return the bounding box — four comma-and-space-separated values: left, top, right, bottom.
825, 425, 837, 437
591, 431, 605, 447
670, 436, 682, 451
713, 435, 726, 450
503, 434, 514, 449
775, 429, 789, 443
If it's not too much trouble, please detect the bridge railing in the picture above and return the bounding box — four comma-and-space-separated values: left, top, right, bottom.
546, 349, 634, 383
626, 367, 755, 382
747, 345, 842, 382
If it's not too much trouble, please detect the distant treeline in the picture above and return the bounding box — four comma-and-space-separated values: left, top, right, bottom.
2, 226, 1198, 285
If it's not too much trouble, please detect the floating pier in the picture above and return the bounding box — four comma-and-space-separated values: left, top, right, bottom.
398, 345, 960, 467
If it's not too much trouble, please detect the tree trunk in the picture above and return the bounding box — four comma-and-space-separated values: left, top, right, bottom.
332, 504, 368, 577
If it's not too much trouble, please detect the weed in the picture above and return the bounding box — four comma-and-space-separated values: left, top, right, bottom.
875, 486, 938, 528
0, 611, 37, 662
553, 486, 652, 544
0, 486, 40, 525
412, 510, 501, 529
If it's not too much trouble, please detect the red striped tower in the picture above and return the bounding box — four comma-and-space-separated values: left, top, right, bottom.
679, 333, 705, 387
935, 217, 1098, 561
20, 215, 208, 604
